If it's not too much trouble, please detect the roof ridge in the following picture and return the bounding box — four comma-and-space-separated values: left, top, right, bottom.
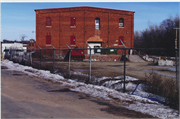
34, 6, 135, 13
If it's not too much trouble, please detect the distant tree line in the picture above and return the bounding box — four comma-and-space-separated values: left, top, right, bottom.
2, 39, 35, 44
134, 15, 179, 56
2, 39, 30, 44
2, 34, 35, 44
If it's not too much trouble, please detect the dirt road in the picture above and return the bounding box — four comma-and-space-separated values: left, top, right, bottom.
50, 61, 175, 80
1, 68, 153, 118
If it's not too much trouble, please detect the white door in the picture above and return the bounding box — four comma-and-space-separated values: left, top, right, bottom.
87, 43, 101, 54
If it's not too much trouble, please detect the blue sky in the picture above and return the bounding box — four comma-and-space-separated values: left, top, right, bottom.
1, 2, 179, 41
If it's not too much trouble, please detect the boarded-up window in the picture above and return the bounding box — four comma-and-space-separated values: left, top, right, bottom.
46, 17, 51, 26
46, 35, 51, 44
119, 36, 124, 45
119, 18, 124, 27
70, 35, 76, 45
71, 17, 76, 26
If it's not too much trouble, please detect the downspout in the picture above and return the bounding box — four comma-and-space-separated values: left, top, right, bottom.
59, 12, 61, 49
131, 15, 133, 48
35, 11, 38, 48
108, 12, 109, 47
84, 10, 86, 48
132, 12, 135, 48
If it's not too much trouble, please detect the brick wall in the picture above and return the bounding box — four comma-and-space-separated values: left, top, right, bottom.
35, 6, 135, 53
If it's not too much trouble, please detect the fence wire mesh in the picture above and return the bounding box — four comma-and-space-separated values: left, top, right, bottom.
3, 47, 179, 109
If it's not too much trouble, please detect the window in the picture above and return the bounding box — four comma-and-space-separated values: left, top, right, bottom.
95, 18, 100, 30
46, 35, 51, 44
29, 43, 34, 47
46, 17, 51, 26
119, 36, 124, 45
70, 35, 76, 45
70, 17, 76, 27
119, 18, 124, 27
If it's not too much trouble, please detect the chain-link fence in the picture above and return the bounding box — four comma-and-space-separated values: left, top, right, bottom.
4, 47, 179, 82
3, 47, 179, 109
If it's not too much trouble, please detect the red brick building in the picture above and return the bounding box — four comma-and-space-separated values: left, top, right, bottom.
35, 6, 135, 54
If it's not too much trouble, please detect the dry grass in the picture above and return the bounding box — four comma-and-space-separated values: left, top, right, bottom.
144, 71, 179, 109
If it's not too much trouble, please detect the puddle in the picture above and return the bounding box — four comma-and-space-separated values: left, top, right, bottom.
78, 94, 91, 99
145, 97, 164, 104
13, 74, 22, 76
107, 65, 125, 67
158, 69, 175, 73
47, 88, 74, 92
1, 66, 8, 69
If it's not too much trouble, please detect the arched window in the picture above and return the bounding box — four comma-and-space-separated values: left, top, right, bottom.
95, 18, 100, 30
119, 18, 124, 27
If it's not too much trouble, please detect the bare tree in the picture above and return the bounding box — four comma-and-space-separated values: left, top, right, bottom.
20, 34, 27, 41
134, 15, 179, 56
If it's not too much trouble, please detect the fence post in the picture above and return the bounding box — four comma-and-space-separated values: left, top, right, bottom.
30, 52, 32, 66
68, 49, 71, 78
40, 49, 42, 69
175, 49, 179, 97
22, 50, 24, 63
30, 53, 32, 66
29, 50, 32, 66
15, 49, 16, 60
10, 50, 12, 60
89, 48, 92, 84
123, 48, 126, 92
53, 49, 55, 71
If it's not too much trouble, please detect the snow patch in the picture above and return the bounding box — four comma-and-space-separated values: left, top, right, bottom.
1, 60, 179, 118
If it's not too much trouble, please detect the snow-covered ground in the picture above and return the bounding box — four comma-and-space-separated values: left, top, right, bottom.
150, 66, 176, 78
1, 60, 179, 118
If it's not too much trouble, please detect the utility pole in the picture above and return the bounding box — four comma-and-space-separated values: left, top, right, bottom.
174, 28, 179, 103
